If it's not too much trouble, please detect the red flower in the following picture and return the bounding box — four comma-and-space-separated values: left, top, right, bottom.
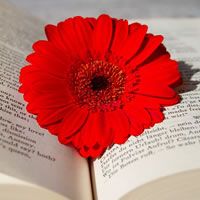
19, 15, 181, 158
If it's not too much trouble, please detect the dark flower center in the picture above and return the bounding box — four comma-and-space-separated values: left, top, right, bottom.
71, 60, 127, 112
91, 76, 109, 91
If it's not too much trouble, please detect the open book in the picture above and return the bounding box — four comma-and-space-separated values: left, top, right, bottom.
0, 1, 200, 199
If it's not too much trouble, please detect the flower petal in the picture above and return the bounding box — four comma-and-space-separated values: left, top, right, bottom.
138, 58, 181, 86
58, 106, 89, 144
110, 19, 128, 53
74, 112, 113, 149
124, 107, 164, 136
36, 106, 69, 128
85, 17, 97, 28
146, 108, 165, 124
58, 17, 93, 61
26, 52, 69, 78
47, 123, 62, 136
126, 35, 164, 68
141, 43, 169, 65
32, 40, 69, 64
117, 23, 148, 61
26, 94, 72, 114
132, 93, 180, 108
19, 66, 69, 93
91, 14, 113, 60
73, 110, 130, 154
136, 82, 177, 99
124, 102, 157, 136
45, 24, 66, 50
73, 17, 93, 56
22, 75, 68, 94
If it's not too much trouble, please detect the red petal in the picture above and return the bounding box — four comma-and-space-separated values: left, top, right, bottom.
127, 35, 163, 68
36, 106, 69, 128
133, 93, 180, 108
32, 40, 69, 64
124, 103, 152, 128
146, 108, 164, 124
138, 58, 181, 86
91, 14, 112, 60
75, 112, 114, 148
110, 19, 128, 53
110, 110, 131, 144
58, 17, 92, 61
19, 66, 68, 92
71, 110, 130, 158
45, 24, 66, 50
141, 43, 169, 65
26, 53, 69, 78
85, 17, 97, 28
74, 16, 93, 52
21, 75, 67, 94
137, 82, 177, 99
117, 24, 148, 61
123, 102, 164, 136
26, 94, 71, 113
79, 146, 106, 158
78, 110, 130, 149
58, 106, 89, 144
47, 123, 62, 136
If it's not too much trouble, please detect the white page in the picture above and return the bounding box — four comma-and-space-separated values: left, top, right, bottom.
0, 1, 92, 199
92, 18, 200, 200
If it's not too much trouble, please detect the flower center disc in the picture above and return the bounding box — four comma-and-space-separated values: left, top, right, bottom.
91, 76, 109, 91
71, 60, 126, 112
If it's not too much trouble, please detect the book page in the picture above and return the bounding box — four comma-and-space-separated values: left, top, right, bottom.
92, 18, 200, 200
0, 1, 92, 200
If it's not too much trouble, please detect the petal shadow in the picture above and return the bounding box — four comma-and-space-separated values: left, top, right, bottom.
175, 61, 200, 94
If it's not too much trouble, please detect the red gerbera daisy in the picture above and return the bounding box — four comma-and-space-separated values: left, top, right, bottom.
19, 14, 182, 158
